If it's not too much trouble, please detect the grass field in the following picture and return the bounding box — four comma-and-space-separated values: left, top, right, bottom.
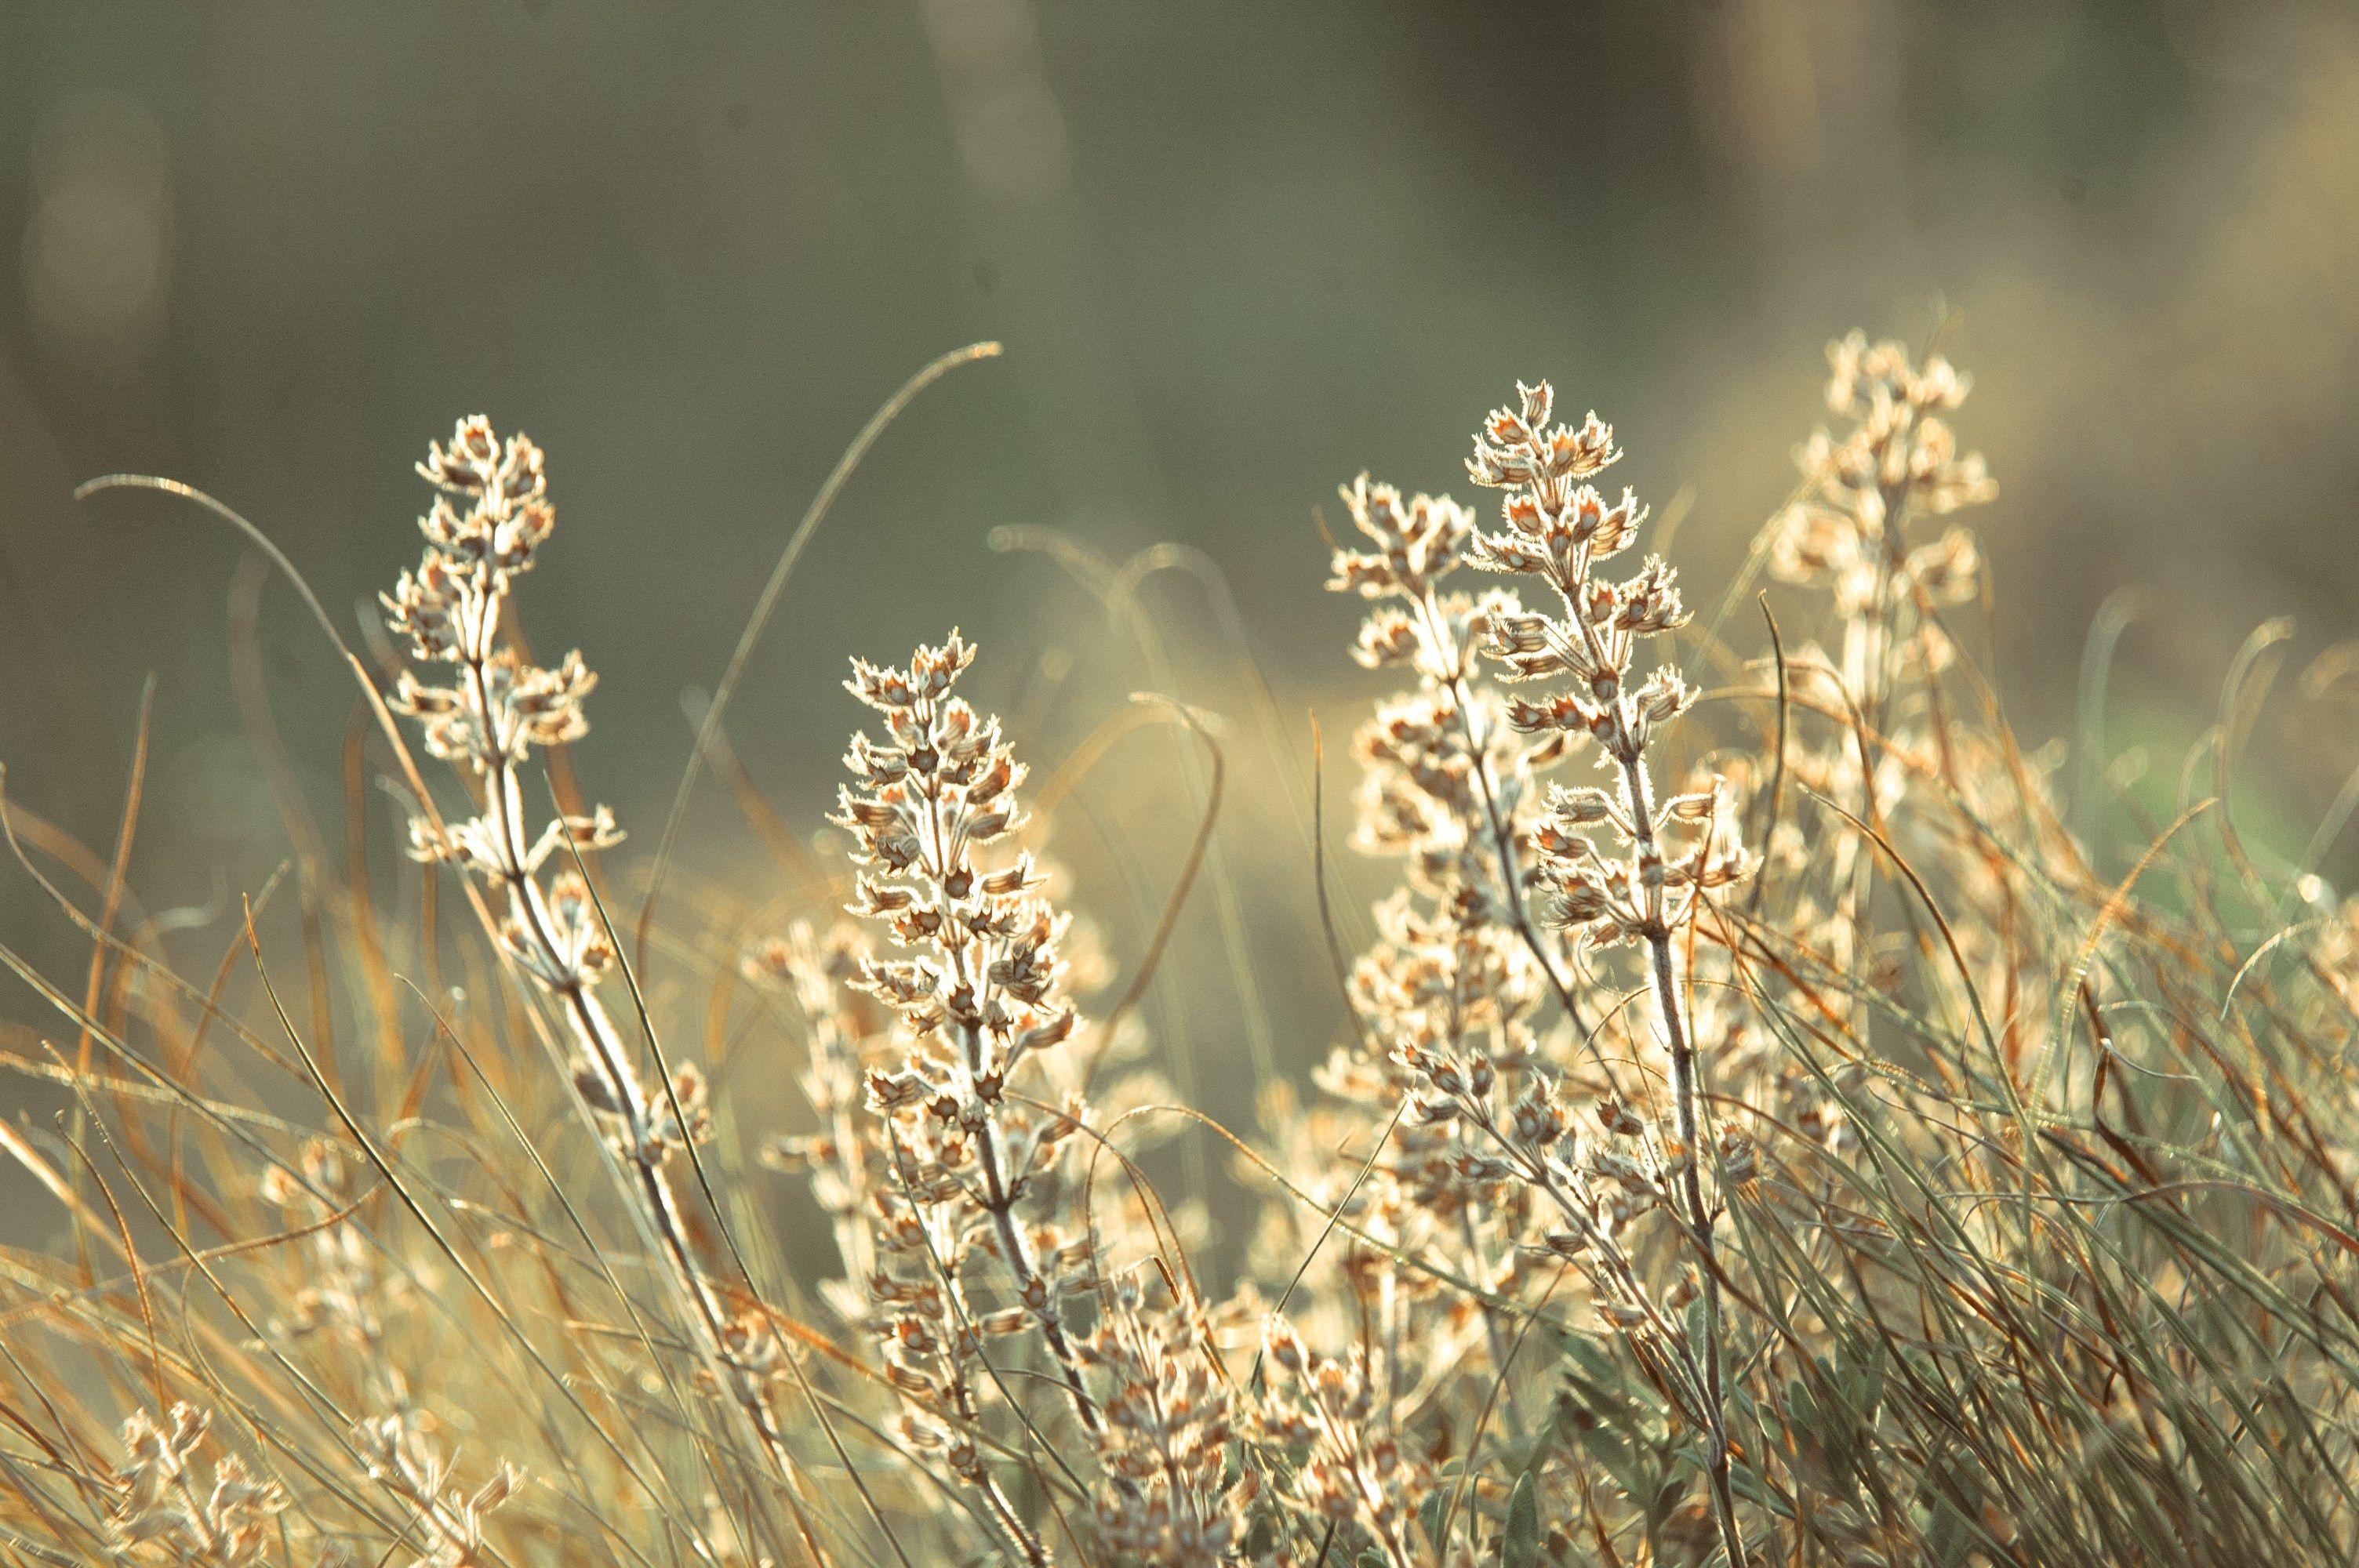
5, 325, 2359, 1568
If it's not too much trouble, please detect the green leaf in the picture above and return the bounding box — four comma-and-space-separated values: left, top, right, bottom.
1357, 1551, 1388, 1568
1419, 1490, 1448, 1553
1500, 1471, 1541, 1568
1574, 1420, 1648, 1503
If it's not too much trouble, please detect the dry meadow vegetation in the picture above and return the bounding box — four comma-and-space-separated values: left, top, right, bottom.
5, 332, 2359, 1568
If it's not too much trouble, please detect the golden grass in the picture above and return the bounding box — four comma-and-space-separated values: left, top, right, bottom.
4, 331, 2357, 1568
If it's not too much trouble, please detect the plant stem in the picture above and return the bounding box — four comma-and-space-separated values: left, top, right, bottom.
920, 752, 1103, 1439
461, 622, 794, 1480
1619, 749, 1746, 1568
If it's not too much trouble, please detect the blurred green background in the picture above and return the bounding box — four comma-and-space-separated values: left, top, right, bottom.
3, 1, 2357, 1062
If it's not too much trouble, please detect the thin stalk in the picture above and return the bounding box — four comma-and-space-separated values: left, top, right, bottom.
1410, 592, 1592, 1040
453, 586, 797, 1489
1547, 524, 1747, 1566
1620, 747, 1746, 1568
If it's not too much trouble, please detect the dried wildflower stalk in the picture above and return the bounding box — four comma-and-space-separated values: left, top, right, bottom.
1331, 477, 1574, 1014
832, 633, 1097, 1418
753, 916, 1051, 1563
1765, 336, 1997, 1014
382, 419, 783, 1468
1464, 381, 1754, 1563
1327, 387, 1757, 1565
750, 924, 890, 1333
826, 632, 1121, 1563
257, 1139, 407, 1385
761, 643, 1252, 1566
1771, 331, 1994, 724
1326, 477, 1609, 1449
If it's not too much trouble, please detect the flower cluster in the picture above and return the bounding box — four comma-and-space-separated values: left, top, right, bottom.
1378, 948, 1728, 1408
354, 1414, 522, 1568
1526, 775, 1751, 949
749, 919, 1035, 1533
832, 636, 1085, 1298
1325, 471, 1554, 1033
1754, 337, 2001, 1059
828, 632, 1107, 1559
1319, 470, 1569, 1390
381, 420, 660, 1154
259, 1139, 394, 1345
1330, 475, 1552, 892
1080, 1274, 1254, 1568
1257, 1319, 1430, 1567
383, 419, 594, 768
1770, 332, 1994, 626
764, 658, 1241, 1563
749, 924, 896, 1327
382, 424, 621, 884
108, 1404, 283, 1566
1461, 382, 1754, 949
257, 1138, 419, 1425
